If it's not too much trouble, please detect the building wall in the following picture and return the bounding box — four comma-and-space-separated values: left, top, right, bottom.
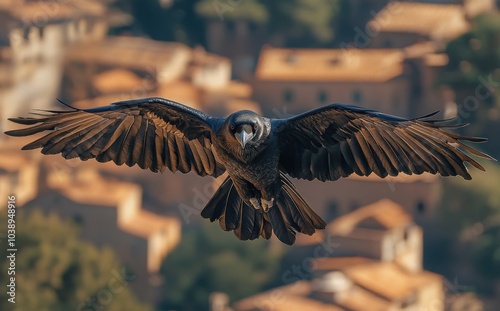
1, 16, 108, 131
253, 78, 411, 118
292, 176, 440, 225
329, 233, 384, 259
368, 32, 426, 49
417, 277, 445, 311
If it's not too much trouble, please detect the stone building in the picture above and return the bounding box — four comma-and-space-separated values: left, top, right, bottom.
60, 36, 260, 117
0, 0, 108, 132
0, 138, 182, 304
234, 200, 445, 311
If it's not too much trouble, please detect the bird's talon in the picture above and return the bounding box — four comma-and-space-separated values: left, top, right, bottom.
249, 198, 261, 210
261, 198, 274, 212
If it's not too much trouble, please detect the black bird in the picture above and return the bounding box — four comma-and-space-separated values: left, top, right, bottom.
5, 98, 493, 244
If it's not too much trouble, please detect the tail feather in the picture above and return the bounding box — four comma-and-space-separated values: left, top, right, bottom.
200, 174, 326, 245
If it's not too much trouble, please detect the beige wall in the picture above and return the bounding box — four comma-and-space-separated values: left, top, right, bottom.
253, 78, 411, 118
330, 233, 384, 259
292, 176, 440, 224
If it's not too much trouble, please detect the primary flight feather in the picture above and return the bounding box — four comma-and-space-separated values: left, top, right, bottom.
5, 97, 493, 245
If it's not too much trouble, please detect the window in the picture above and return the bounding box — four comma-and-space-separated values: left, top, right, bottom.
22, 27, 30, 42
248, 21, 258, 33
225, 20, 235, 33
73, 213, 84, 225
317, 90, 328, 104
283, 89, 294, 104
38, 26, 44, 39
416, 201, 425, 214
352, 89, 362, 104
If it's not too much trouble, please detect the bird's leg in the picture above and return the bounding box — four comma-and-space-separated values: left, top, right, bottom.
249, 198, 261, 210
261, 198, 274, 212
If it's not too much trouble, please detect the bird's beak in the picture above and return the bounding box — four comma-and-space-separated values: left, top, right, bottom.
235, 130, 253, 149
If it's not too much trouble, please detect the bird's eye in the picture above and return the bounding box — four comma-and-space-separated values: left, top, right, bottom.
253, 124, 258, 130
230, 124, 235, 130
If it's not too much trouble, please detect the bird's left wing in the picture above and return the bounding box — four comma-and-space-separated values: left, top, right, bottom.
5, 97, 225, 177
272, 104, 493, 181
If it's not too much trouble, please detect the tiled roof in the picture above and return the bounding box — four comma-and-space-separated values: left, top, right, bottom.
370, 2, 469, 40
235, 281, 344, 311
342, 261, 442, 300
255, 47, 404, 82
67, 36, 191, 73
328, 199, 412, 235
91, 69, 145, 95
0, 0, 106, 23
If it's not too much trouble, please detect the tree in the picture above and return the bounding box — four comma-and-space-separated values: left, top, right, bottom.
439, 13, 500, 158
438, 162, 500, 290
262, 0, 341, 46
158, 222, 284, 311
440, 13, 500, 89
197, 0, 341, 47
0, 210, 151, 311
131, 0, 206, 45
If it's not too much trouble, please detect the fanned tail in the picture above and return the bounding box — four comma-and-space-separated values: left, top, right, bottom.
201, 176, 272, 241
200, 174, 326, 245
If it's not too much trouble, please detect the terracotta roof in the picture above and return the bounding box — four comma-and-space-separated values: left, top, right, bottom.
403, 41, 439, 59
67, 36, 191, 73
236, 261, 442, 310
157, 81, 201, 110
313, 257, 375, 272
235, 281, 343, 311
343, 261, 442, 300
255, 47, 404, 82
91, 69, 145, 95
424, 53, 449, 67
73, 81, 202, 111
370, 2, 469, 41
328, 199, 411, 235
0, 0, 106, 23
334, 286, 394, 311
295, 231, 325, 246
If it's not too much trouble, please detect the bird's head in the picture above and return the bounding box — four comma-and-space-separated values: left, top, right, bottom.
226, 110, 265, 149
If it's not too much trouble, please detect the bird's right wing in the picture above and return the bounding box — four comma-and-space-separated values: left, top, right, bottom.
272, 104, 493, 181
5, 97, 226, 177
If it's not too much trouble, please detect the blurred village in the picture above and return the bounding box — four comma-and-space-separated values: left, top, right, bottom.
1, 0, 500, 310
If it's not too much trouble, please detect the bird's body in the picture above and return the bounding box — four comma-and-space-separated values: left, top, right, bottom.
213, 113, 280, 209
5, 97, 493, 244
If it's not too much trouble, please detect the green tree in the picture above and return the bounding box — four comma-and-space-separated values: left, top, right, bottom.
438, 162, 500, 288
263, 0, 341, 46
0, 210, 151, 311
440, 13, 500, 89
439, 13, 500, 157
196, 0, 341, 47
131, 0, 206, 45
159, 222, 284, 311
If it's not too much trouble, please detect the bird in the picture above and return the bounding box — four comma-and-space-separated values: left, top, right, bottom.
5, 97, 493, 245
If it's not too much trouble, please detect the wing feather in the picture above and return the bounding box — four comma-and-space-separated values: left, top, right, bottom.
5, 97, 225, 177
274, 104, 492, 181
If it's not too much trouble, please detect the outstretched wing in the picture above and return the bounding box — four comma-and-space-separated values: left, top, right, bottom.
273, 104, 493, 181
5, 97, 225, 177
